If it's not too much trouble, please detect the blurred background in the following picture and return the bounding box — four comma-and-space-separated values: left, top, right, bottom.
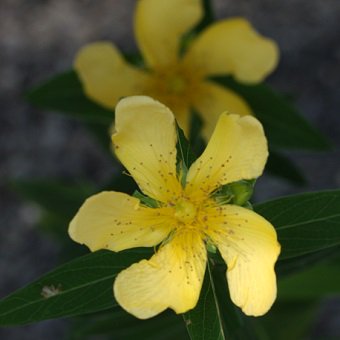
0, 0, 339, 338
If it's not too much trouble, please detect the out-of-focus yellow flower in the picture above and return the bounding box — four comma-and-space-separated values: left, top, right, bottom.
69, 96, 281, 319
74, 0, 279, 138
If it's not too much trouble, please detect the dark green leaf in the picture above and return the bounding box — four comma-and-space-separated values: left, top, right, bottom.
180, 0, 214, 57
71, 308, 187, 340
266, 150, 306, 185
105, 167, 138, 195
83, 121, 112, 151
9, 174, 137, 251
176, 123, 196, 185
0, 249, 151, 326
9, 179, 97, 258
183, 260, 225, 340
210, 264, 255, 340
276, 246, 340, 277
26, 70, 113, 124
36, 211, 89, 260
194, 0, 214, 33
124, 52, 144, 67
213, 77, 330, 150
278, 262, 340, 300
26, 70, 114, 150
253, 301, 317, 340
254, 190, 340, 259
183, 259, 257, 340
10, 179, 95, 217
189, 110, 205, 157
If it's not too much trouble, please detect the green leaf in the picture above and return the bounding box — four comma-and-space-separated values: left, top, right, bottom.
26, 70, 114, 150
213, 76, 330, 150
183, 260, 226, 340
195, 0, 214, 33
189, 110, 205, 157
10, 179, 95, 217
26, 70, 113, 124
183, 259, 257, 340
278, 262, 340, 300
83, 121, 112, 151
105, 167, 138, 195
176, 123, 196, 169
210, 264, 254, 339
176, 123, 196, 186
254, 190, 340, 259
71, 308, 187, 340
253, 301, 317, 340
9, 175, 138, 253
0, 249, 151, 326
180, 0, 214, 57
276, 246, 340, 277
188, 110, 306, 185
266, 150, 306, 185
9, 179, 97, 258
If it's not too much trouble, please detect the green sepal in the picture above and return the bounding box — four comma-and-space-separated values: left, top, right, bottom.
228, 179, 256, 206
133, 190, 160, 208
206, 241, 217, 254
212, 179, 255, 207
212, 184, 234, 205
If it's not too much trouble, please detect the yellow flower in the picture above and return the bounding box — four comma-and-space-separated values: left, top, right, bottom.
74, 0, 279, 139
69, 96, 281, 319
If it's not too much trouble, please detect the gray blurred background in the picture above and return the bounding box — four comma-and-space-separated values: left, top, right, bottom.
0, 0, 339, 339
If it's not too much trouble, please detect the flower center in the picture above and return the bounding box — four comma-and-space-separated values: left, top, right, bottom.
174, 198, 197, 224
167, 75, 187, 94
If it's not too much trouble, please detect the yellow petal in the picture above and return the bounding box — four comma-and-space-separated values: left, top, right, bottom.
135, 0, 202, 69
74, 42, 151, 109
183, 18, 279, 83
114, 230, 207, 319
192, 80, 252, 139
69, 191, 173, 252
206, 205, 280, 316
186, 113, 268, 198
112, 96, 182, 202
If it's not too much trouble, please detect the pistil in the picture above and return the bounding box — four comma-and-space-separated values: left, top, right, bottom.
174, 198, 197, 224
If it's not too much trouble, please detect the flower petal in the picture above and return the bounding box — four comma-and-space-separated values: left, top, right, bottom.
69, 191, 173, 252
186, 113, 268, 198
183, 18, 279, 83
206, 205, 280, 316
74, 42, 151, 109
112, 96, 182, 202
192, 80, 252, 139
135, 0, 202, 69
114, 230, 207, 319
